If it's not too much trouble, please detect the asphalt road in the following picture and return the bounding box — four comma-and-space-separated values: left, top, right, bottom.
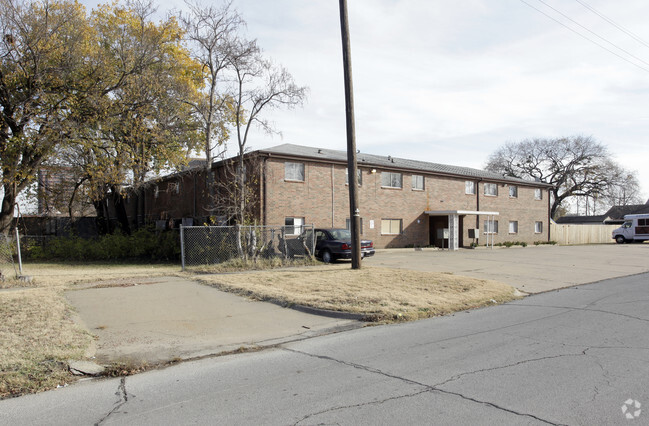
2, 272, 647, 425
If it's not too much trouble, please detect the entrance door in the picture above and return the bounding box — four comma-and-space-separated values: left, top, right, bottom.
429, 216, 449, 248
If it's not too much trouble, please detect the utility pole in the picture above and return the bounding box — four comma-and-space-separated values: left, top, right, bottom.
339, 0, 361, 269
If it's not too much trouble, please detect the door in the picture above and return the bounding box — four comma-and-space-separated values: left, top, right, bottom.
429, 216, 449, 248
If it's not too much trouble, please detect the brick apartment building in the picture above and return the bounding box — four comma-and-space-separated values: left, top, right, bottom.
126, 144, 553, 249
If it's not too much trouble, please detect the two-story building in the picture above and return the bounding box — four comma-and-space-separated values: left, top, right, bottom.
124, 143, 553, 249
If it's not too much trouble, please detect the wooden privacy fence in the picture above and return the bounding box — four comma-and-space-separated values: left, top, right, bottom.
550, 223, 618, 245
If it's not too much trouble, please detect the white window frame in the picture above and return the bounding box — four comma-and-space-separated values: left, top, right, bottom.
412, 175, 424, 191
381, 218, 402, 235
345, 168, 362, 186
284, 217, 304, 235
483, 219, 499, 234
509, 185, 518, 198
465, 181, 476, 195
285, 162, 305, 182
381, 172, 402, 189
484, 183, 498, 196
534, 188, 543, 200
509, 221, 518, 234
535, 221, 543, 234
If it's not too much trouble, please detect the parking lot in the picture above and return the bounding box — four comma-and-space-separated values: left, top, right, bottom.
365, 243, 649, 293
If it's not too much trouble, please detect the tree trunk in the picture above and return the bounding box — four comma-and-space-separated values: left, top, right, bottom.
0, 184, 17, 236
93, 200, 110, 235
111, 190, 131, 235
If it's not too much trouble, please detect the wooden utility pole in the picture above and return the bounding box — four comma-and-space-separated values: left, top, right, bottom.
339, 0, 361, 269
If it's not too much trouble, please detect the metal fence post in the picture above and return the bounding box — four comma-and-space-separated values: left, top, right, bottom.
180, 225, 186, 271
15, 227, 23, 276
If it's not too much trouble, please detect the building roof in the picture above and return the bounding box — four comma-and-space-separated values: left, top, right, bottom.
555, 215, 607, 225
603, 204, 649, 220
257, 144, 552, 187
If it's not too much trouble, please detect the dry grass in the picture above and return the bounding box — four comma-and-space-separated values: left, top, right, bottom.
193, 264, 519, 322
0, 262, 181, 289
0, 287, 92, 398
0, 262, 180, 399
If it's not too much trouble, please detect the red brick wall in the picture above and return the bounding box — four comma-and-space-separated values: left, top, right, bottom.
263, 158, 549, 248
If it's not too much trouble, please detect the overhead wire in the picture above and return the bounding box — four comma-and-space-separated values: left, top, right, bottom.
573, 0, 649, 49
518, 0, 649, 74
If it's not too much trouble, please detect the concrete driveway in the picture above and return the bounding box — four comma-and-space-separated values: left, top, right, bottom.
65, 277, 358, 365
366, 243, 649, 293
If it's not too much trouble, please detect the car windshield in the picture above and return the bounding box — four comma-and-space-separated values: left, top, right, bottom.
330, 229, 351, 240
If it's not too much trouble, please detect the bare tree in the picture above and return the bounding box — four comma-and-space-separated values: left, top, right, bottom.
485, 136, 640, 219
229, 40, 307, 225
179, 1, 242, 172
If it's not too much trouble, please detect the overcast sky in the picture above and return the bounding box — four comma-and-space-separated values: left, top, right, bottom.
94, 0, 649, 202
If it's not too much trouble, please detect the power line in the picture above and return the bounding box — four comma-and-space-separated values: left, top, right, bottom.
533, 0, 649, 68
573, 0, 649, 50
519, 0, 649, 74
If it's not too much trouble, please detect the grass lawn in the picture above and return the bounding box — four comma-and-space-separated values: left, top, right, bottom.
1, 260, 519, 399
190, 264, 519, 322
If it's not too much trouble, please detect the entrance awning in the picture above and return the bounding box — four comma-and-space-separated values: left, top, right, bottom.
424, 210, 500, 250
424, 210, 499, 216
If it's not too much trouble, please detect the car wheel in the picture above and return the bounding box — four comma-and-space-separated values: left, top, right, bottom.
615, 235, 626, 244
321, 249, 332, 263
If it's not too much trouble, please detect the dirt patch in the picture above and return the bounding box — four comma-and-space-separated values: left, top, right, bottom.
193, 264, 519, 322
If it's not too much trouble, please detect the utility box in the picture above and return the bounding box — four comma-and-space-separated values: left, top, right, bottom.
468, 228, 478, 239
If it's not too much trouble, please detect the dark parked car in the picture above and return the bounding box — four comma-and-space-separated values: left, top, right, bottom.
310, 228, 375, 263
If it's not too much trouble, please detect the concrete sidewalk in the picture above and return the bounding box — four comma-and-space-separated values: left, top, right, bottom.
65, 277, 358, 366
367, 243, 649, 293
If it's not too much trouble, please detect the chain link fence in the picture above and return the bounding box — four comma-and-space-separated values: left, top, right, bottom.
180, 224, 315, 269
0, 233, 17, 281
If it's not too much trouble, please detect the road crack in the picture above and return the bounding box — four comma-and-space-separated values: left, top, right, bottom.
513, 303, 649, 323
94, 377, 130, 426
433, 350, 588, 388
285, 348, 566, 426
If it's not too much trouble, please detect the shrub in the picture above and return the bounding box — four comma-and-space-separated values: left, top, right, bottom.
26, 228, 180, 262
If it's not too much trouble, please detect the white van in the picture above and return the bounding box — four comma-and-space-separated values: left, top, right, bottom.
612, 214, 649, 243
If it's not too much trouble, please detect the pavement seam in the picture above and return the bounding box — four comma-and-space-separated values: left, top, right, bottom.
284, 348, 565, 426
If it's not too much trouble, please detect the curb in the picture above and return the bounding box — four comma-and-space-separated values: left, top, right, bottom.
270, 300, 367, 321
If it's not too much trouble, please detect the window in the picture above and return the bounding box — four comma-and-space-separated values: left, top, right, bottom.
285, 162, 305, 181
381, 219, 402, 235
346, 218, 364, 235
465, 181, 476, 195
381, 172, 402, 188
284, 217, 304, 235
535, 221, 543, 233
345, 168, 362, 186
509, 221, 518, 234
154, 185, 159, 198
534, 188, 543, 200
638, 218, 649, 226
169, 182, 180, 194
509, 185, 518, 198
412, 175, 424, 190
484, 183, 498, 196
483, 220, 499, 234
